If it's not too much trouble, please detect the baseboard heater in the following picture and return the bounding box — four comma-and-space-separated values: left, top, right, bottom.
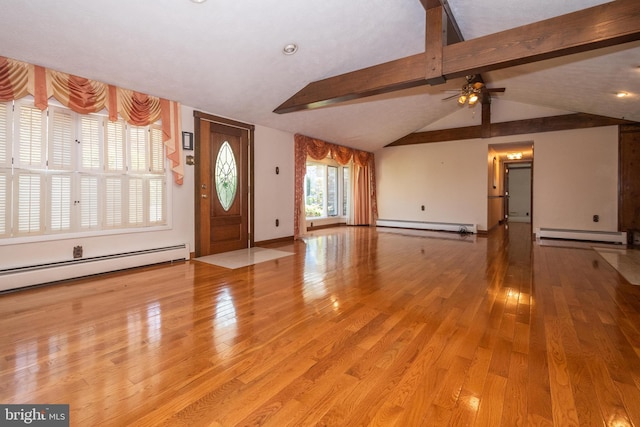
376, 219, 477, 234
0, 244, 190, 292
537, 228, 626, 244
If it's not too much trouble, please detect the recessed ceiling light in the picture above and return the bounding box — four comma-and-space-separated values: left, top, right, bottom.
190, 0, 207, 3
616, 91, 629, 98
283, 44, 298, 55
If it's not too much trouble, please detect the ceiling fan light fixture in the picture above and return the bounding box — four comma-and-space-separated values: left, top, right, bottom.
468, 93, 479, 105
458, 94, 467, 105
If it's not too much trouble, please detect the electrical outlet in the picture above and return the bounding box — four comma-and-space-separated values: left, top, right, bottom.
275, 219, 279, 227
73, 245, 83, 258
421, 205, 425, 211
593, 214, 599, 222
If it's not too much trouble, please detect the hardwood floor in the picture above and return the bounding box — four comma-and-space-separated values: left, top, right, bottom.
1, 224, 640, 426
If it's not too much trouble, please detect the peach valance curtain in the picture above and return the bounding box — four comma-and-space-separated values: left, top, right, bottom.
294, 133, 378, 239
0, 56, 183, 184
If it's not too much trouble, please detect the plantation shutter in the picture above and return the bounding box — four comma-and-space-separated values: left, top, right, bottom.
150, 126, 164, 173
49, 174, 72, 232
104, 176, 124, 228
149, 177, 165, 224
0, 173, 8, 236
80, 175, 99, 230
129, 126, 147, 173
128, 177, 144, 226
80, 116, 102, 171
106, 120, 125, 172
0, 102, 10, 167
0, 103, 9, 236
48, 107, 75, 171
16, 172, 43, 234
15, 103, 46, 168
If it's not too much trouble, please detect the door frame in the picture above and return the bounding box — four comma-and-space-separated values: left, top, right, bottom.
503, 161, 533, 224
193, 111, 254, 257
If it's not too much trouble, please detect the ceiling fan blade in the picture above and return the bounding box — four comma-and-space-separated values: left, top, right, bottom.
487, 88, 506, 93
441, 93, 459, 101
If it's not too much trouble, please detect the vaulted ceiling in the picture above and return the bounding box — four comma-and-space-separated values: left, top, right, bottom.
1, 0, 638, 152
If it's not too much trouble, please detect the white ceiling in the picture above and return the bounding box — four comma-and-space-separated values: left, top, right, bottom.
1, 0, 638, 152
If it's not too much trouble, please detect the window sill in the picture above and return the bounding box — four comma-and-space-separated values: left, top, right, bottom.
0, 224, 172, 247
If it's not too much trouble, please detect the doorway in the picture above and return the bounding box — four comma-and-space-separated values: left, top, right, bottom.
194, 112, 254, 256
505, 162, 532, 223
487, 142, 534, 230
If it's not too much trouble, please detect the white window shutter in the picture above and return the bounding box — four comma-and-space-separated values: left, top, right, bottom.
15, 172, 43, 234
79, 175, 99, 230
0, 102, 11, 167
48, 107, 75, 171
1, 104, 168, 240
49, 174, 72, 232
129, 126, 148, 172
15, 103, 46, 168
128, 177, 144, 226
104, 176, 124, 228
106, 120, 126, 172
148, 177, 165, 224
0, 172, 9, 236
150, 126, 164, 173
80, 116, 102, 171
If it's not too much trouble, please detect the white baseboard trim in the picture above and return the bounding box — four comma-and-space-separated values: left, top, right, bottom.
537, 228, 626, 244
376, 219, 477, 234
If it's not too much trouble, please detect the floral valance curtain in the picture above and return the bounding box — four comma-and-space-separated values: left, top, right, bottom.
0, 56, 184, 184
294, 133, 378, 239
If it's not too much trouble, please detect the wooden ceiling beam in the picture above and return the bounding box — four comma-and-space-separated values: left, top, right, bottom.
425, 5, 447, 84
274, 0, 640, 114
273, 54, 427, 114
442, 0, 640, 78
419, 0, 464, 45
385, 113, 637, 146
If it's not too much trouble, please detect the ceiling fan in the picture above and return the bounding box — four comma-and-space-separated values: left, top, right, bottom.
443, 75, 505, 106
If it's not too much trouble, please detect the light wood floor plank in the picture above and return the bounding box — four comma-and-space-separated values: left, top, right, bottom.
1, 223, 640, 426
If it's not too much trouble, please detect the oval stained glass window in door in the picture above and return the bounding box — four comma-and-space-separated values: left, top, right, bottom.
215, 141, 237, 211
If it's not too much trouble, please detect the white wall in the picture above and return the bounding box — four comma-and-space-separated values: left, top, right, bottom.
375, 126, 619, 233
253, 125, 295, 242
531, 126, 618, 232
376, 138, 487, 228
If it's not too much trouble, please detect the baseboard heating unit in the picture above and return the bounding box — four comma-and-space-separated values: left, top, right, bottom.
0, 244, 190, 292
376, 219, 477, 234
537, 228, 626, 244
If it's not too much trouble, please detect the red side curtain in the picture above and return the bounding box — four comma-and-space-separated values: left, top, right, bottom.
0, 56, 183, 185
160, 99, 184, 185
294, 133, 378, 239
294, 135, 309, 240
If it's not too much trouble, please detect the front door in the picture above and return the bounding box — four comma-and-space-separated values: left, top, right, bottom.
195, 112, 253, 256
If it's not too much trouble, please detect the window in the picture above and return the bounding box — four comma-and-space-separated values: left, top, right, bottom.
305, 158, 349, 218
0, 99, 167, 240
